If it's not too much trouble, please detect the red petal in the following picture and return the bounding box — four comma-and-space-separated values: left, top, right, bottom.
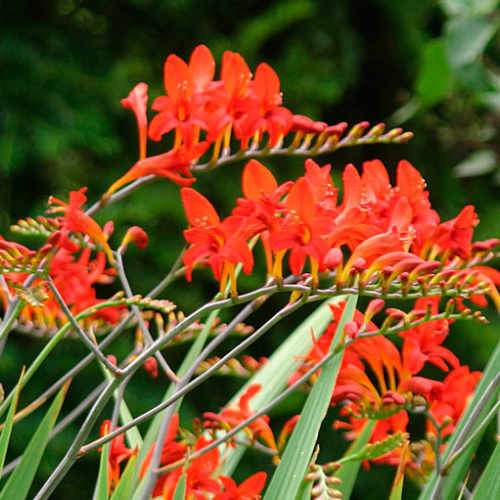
238, 471, 267, 495
164, 54, 191, 101
242, 160, 278, 200
181, 188, 220, 227
189, 44, 215, 92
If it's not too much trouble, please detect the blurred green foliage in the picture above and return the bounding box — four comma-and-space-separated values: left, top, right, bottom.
0, 0, 498, 498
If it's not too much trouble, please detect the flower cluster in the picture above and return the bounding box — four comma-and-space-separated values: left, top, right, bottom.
181, 158, 500, 303
106, 45, 357, 196
100, 385, 299, 499
292, 299, 481, 483
0, 244, 121, 333
0, 190, 150, 334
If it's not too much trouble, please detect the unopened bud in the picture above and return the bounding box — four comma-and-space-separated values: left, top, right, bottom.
344, 321, 359, 339
382, 390, 406, 405
324, 248, 343, 269
351, 257, 367, 273
143, 356, 158, 379
364, 299, 385, 324
121, 226, 149, 251
106, 354, 117, 366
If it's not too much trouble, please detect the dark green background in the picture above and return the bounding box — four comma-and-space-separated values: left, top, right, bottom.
0, 1, 498, 498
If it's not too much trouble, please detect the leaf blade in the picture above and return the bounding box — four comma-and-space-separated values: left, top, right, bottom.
0, 381, 69, 500
264, 295, 358, 500
223, 297, 346, 475
0, 369, 25, 475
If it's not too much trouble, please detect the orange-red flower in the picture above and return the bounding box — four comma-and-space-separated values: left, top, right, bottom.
121, 82, 149, 160
100, 420, 136, 490
181, 187, 258, 295
426, 366, 481, 438
149, 45, 215, 145
214, 472, 267, 500
203, 384, 277, 451
48, 188, 114, 263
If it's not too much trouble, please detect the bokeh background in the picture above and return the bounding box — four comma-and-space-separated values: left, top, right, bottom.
1, 1, 499, 498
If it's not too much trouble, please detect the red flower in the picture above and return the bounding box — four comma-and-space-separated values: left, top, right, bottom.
430, 205, 478, 259
269, 176, 331, 283
181, 188, 256, 294
48, 188, 114, 263
400, 298, 458, 374
203, 384, 277, 451
233, 160, 292, 273
427, 366, 481, 438
140, 414, 188, 498
106, 142, 207, 196
234, 64, 293, 147
149, 45, 215, 145
100, 420, 135, 490
121, 82, 149, 160
214, 472, 267, 500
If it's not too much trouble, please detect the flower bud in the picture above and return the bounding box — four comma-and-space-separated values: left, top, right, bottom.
344, 320, 359, 339
143, 356, 158, 379
324, 248, 343, 269
121, 226, 149, 251
106, 354, 118, 366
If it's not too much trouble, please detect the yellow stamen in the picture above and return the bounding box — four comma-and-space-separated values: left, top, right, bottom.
211, 134, 223, 162
174, 128, 182, 150
310, 257, 319, 288
223, 124, 232, 154
272, 250, 286, 282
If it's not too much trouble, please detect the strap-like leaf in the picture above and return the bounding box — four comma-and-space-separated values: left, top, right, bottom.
419, 341, 500, 499
173, 473, 187, 500
93, 441, 110, 500
223, 297, 345, 475
0, 369, 25, 475
472, 441, 500, 498
388, 442, 408, 500
0, 381, 69, 500
110, 456, 137, 500
264, 294, 358, 500
334, 419, 375, 498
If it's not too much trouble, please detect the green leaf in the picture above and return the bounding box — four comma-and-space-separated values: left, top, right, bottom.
132, 309, 220, 500
223, 297, 345, 475
454, 149, 497, 177
0, 381, 69, 500
445, 16, 497, 68
237, 0, 315, 56
419, 341, 500, 499
388, 457, 406, 500
295, 479, 313, 500
110, 456, 137, 500
0, 369, 24, 475
94, 441, 110, 500
440, 0, 499, 16
173, 473, 186, 500
415, 38, 452, 106
334, 420, 375, 498
264, 295, 358, 500
101, 368, 142, 450
335, 432, 407, 465
472, 441, 500, 498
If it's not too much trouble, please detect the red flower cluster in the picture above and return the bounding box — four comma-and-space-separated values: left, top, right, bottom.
181, 158, 500, 302
101, 385, 301, 498
0, 191, 151, 332
107, 45, 345, 195
0, 245, 121, 331
292, 300, 481, 480
125, 412, 267, 499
